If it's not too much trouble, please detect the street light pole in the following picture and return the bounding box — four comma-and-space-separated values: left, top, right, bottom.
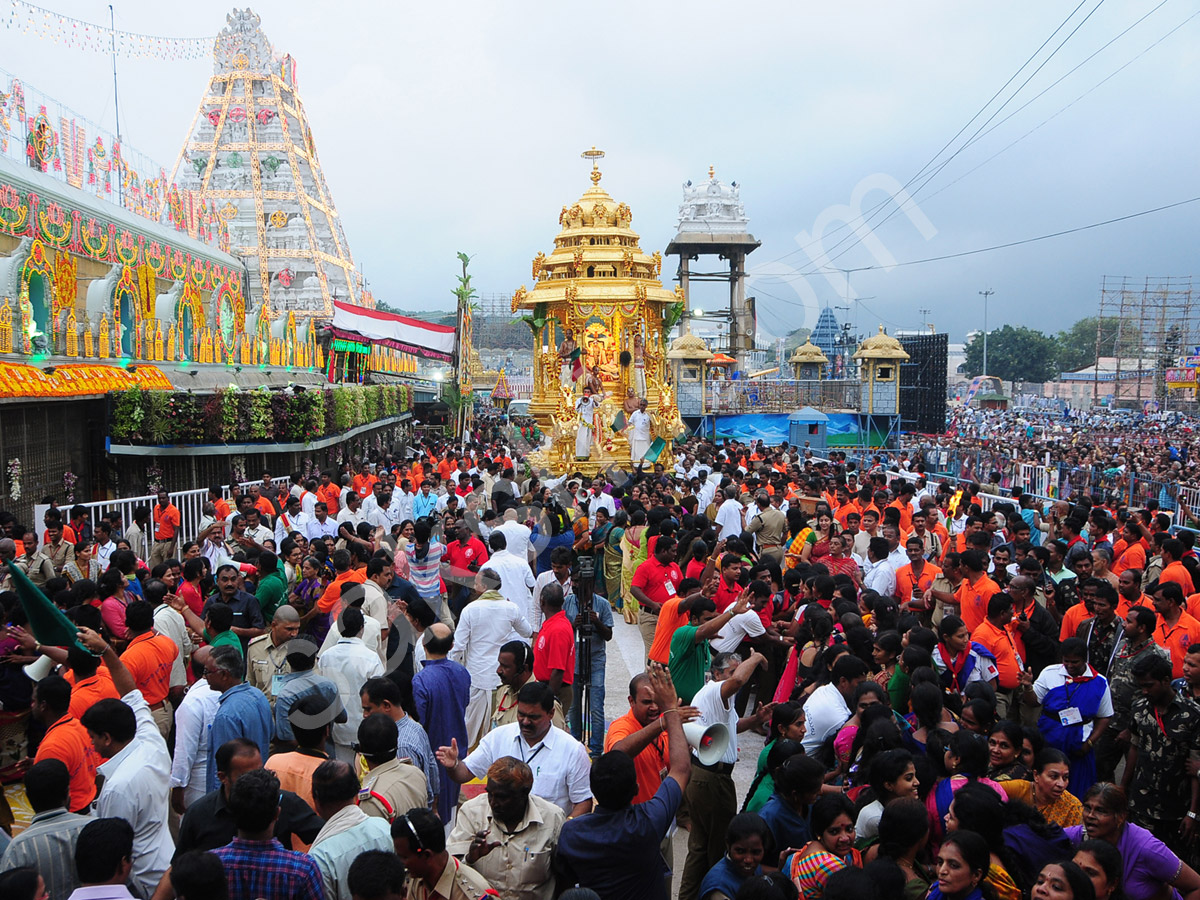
979, 289, 994, 377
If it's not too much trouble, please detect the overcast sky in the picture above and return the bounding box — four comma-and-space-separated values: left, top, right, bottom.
3, 1, 1197, 342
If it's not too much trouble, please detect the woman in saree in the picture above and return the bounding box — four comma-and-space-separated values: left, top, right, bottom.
620, 508, 648, 624
603, 509, 626, 608
783, 508, 813, 571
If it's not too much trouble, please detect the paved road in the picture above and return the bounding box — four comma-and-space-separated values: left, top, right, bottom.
601, 613, 766, 896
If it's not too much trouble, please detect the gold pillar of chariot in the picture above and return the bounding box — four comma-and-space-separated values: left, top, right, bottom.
511, 150, 684, 475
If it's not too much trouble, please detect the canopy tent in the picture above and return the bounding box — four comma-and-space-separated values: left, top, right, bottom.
330, 300, 456, 362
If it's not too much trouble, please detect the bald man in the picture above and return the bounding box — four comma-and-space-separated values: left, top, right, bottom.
413, 622, 471, 821
246, 605, 302, 704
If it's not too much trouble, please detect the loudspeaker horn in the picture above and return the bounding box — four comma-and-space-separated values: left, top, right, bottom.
682, 721, 730, 766
23, 654, 55, 682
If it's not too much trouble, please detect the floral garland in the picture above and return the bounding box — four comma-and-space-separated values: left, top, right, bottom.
145, 463, 163, 495
62, 470, 77, 503
7, 458, 21, 501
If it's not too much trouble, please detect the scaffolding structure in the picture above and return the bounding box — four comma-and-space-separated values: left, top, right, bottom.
471, 293, 528, 351
1094, 276, 1197, 409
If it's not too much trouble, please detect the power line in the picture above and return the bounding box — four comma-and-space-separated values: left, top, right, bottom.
760, 0, 1094, 268
759, 193, 1200, 284
822, 0, 1111, 266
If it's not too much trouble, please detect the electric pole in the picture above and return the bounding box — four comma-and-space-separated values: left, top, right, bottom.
978, 289, 994, 377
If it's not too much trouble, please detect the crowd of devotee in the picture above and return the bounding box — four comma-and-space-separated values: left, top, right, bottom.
903, 406, 1200, 499
1, 424, 1200, 900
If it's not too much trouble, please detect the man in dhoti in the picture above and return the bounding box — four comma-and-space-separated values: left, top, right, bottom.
575, 387, 603, 459
628, 397, 653, 465
559, 329, 577, 388
633, 332, 647, 397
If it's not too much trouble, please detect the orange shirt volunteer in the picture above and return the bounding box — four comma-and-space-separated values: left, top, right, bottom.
35, 714, 100, 812
605, 710, 671, 805
153, 503, 182, 542
121, 631, 179, 707
895, 562, 941, 610
957, 574, 1000, 634
1155, 612, 1200, 678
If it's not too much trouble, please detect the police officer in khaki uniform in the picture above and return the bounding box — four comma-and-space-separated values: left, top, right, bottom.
394, 807, 497, 900
245, 605, 300, 702
358, 713, 429, 820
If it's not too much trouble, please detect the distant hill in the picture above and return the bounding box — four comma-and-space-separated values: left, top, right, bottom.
374, 301, 456, 327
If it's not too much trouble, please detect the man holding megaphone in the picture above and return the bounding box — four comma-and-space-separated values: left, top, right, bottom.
677, 649, 775, 900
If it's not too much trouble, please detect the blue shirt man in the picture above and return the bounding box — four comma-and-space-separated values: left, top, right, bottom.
205, 646, 273, 792
563, 591, 613, 756
412, 628, 470, 822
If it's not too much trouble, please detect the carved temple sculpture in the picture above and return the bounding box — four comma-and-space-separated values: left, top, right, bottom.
513, 154, 684, 475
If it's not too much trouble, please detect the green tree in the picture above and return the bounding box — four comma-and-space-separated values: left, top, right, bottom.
962, 325, 1058, 383
1055, 316, 1143, 373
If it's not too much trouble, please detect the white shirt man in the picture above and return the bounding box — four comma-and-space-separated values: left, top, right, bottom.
462, 721, 591, 815
169, 677, 220, 808
496, 512, 533, 563
588, 489, 616, 519
152, 601, 193, 694
95, 536, 117, 571
450, 580, 533, 746
275, 509, 312, 545
486, 541, 538, 622
318, 622, 385, 762
863, 559, 896, 597
307, 512, 339, 542
715, 492, 745, 541
691, 677, 740, 766
95, 688, 173, 897
335, 502, 367, 534
629, 408, 652, 459
531, 570, 572, 633
392, 488, 414, 524
245, 520, 274, 548
710, 608, 766, 654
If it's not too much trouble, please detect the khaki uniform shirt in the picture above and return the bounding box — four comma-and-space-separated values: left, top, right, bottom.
447, 793, 564, 900
746, 507, 787, 553
43, 539, 75, 575
930, 573, 961, 627
245, 634, 291, 701
5, 552, 55, 589
359, 757, 429, 820
491, 685, 566, 732
406, 855, 496, 900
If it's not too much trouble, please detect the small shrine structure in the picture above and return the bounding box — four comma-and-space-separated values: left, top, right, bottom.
512, 150, 684, 473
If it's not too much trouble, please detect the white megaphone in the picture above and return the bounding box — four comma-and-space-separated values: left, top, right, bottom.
683, 721, 730, 766
23, 655, 55, 682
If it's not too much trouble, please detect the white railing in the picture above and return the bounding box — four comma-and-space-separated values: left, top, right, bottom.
34, 476, 290, 548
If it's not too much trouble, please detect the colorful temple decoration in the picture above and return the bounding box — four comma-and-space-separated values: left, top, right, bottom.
513, 152, 684, 473
169, 9, 371, 318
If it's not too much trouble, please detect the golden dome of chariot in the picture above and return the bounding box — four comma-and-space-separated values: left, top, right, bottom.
853, 325, 910, 361
512, 155, 679, 312
667, 330, 713, 361
788, 340, 829, 366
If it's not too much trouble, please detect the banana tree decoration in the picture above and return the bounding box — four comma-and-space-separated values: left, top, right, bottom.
519, 302, 549, 337
661, 301, 684, 342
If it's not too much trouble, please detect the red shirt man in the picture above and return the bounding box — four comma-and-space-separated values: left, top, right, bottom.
533, 604, 575, 687
443, 531, 490, 579
630, 548, 684, 617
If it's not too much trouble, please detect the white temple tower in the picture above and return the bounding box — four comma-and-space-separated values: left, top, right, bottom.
170, 8, 370, 318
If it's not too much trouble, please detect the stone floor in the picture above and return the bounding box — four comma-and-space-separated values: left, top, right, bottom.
602, 613, 765, 898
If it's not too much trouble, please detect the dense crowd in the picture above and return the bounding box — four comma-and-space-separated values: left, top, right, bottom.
904, 406, 1200, 494
0, 426, 1198, 900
